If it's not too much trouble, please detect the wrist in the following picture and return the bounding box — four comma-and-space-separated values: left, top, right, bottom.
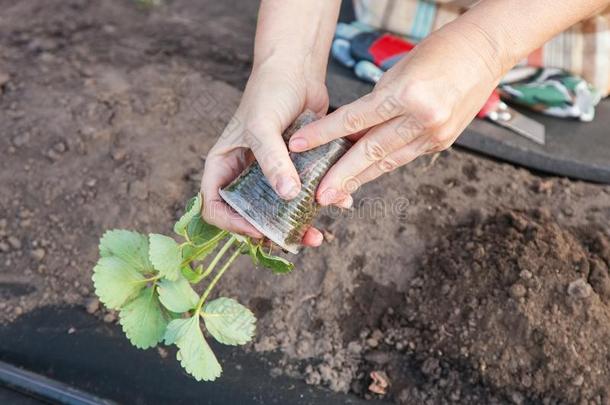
433, 18, 515, 82
251, 49, 325, 85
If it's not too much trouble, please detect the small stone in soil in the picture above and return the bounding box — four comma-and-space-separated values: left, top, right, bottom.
53, 141, 67, 153
8, 236, 21, 250
510, 283, 527, 299
85, 297, 100, 314
157, 347, 168, 359
366, 337, 379, 348
103, 312, 117, 323
519, 270, 533, 280
567, 279, 592, 299
12, 132, 30, 147
47, 149, 63, 161
572, 375, 584, 386
111, 147, 127, 161
30, 248, 46, 261
0, 242, 9, 253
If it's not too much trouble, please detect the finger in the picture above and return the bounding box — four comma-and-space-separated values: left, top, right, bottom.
352, 136, 432, 187
248, 122, 302, 200
201, 153, 263, 238
301, 227, 323, 247
204, 199, 263, 239
316, 117, 424, 205
289, 88, 403, 152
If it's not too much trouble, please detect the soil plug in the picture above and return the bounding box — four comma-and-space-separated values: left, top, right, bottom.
219, 110, 351, 253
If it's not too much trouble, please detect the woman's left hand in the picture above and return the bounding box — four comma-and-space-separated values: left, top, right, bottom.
288, 23, 506, 206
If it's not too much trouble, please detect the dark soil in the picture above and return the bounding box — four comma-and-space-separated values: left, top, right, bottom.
1, 1, 609, 404
364, 210, 610, 403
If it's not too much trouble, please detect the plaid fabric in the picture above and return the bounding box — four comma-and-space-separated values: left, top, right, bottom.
353, 0, 610, 96
353, 0, 466, 42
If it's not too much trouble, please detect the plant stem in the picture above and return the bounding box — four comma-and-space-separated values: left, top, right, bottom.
191, 235, 235, 284
195, 238, 243, 313
182, 230, 191, 244
205, 236, 234, 274
180, 230, 228, 267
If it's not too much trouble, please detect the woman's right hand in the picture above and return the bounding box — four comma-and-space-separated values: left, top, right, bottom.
200, 61, 339, 247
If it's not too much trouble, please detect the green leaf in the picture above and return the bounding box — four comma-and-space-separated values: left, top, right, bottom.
149, 234, 182, 281
92, 256, 146, 309
203, 297, 256, 346
99, 230, 152, 273
119, 287, 168, 349
174, 194, 203, 235
187, 216, 223, 246
255, 246, 294, 274
158, 277, 200, 313
164, 316, 222, 381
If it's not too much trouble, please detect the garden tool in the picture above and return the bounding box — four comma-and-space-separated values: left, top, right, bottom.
478, 89, 546, 145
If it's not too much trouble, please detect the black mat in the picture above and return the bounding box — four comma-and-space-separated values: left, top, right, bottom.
326, 60, 610, 183
0, 306, 385, 405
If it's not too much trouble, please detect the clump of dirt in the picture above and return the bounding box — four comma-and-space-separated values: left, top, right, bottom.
354, 209, 610, 403
247, 209, 610, 404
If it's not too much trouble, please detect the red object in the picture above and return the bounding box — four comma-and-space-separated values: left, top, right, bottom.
478, 90, 501, 118
527, 48, 543, 67
369, 34, 415, 66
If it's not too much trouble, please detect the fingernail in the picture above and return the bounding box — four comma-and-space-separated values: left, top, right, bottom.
336, 195, 353, 209
289, 137, 308, 152
276, 176, 300, 200
312, 231, 323, 246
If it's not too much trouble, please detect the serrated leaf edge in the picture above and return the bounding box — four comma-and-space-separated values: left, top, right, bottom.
203, 297, 256, 346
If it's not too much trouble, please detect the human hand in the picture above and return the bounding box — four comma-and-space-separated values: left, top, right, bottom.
200, 63, 334, 247
288, 24, 505, 206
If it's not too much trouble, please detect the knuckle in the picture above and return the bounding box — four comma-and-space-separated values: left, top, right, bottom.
244, 132, 263, 153
394, 115, 425, 144
341, 176, 362, 193
398, 82, 451, 130
376, 155, 399, 173
418, 105, 451, 130
304, 124, 326, 145
243, 123, 269, 151
372, 89, 403, 118
339, 105, 366, 133
363, 138, 387, 162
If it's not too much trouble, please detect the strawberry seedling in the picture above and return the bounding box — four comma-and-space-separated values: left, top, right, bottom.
92, 193, 293, 381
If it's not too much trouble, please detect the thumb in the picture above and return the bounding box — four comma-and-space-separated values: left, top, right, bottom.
246, 122, 301, 200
